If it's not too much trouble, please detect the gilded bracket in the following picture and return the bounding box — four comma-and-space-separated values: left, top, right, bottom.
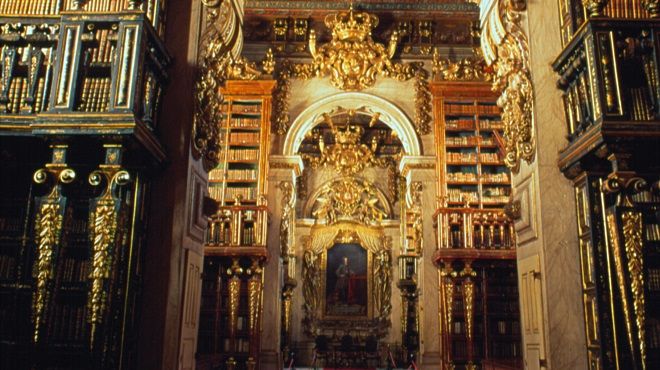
87, 144, 131, 349
32, 145, 76, 343
480, 0, 535, 173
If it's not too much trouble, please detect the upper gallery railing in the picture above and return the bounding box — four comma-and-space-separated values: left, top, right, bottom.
553, 16, 660, 171
0, 0, 170, 161
0, 0, 165, 35
206, 199, 268, 249
434, 207, 516, 250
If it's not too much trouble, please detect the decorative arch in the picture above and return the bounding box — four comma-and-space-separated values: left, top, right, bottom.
283, 92, 421, 157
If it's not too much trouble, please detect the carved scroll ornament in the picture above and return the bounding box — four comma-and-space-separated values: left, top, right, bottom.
31, 145, 76, 343
86, 145, 131, 349
304, 5, 417, 92
481, 0, 535, 173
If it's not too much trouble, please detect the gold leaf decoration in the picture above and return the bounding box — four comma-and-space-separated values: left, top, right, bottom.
481, 0, 535, 172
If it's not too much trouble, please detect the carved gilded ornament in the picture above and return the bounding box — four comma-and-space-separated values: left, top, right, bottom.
86, 146, 130, 349
279, 181, 295, 259
644, 0, 660, 17
602, 175, 651, 368
303, 112, 391, 176
432, 48, 493, 82
481, 0, 535, 172
311, 177, 389, 226
31, 146, 75, 343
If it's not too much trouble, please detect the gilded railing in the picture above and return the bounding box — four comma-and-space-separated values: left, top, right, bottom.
206, 203, 268, 248
0, 0, 165, 35
0, 11, 171, 162
553, 18, 660, 171
434, 207, 515, 250
558, 1, 656, 46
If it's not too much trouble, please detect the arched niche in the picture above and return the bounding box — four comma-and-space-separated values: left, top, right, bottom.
283, 92, 421, 157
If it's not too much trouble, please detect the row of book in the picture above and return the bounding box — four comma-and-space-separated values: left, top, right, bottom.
602, 0, 646, 19
210, 169, 259, 182
0, 254, 16, 280
0, 216, 23, 234
88, 28, 116, 64
645, 224, 660, 241
447, 152, 477, 163
0, 0, 60, 15
483, 195, 510, 204
445, 103, 476, 115
446, 119, 475, 130
209, 228, 256, 246
478, 104, 501, 115
208, 186, 258, 202
492, 320, 521, 335
649, 268, 660, 291
229, 132, 260, 144
480, 152, 502, 163
58, 258, 90, 283
446, 136, 480, 146
2, 76, 47, 114
231, 103, 262, 114
48, 303, 86, 341
479, 119, 504, 130
648, 321, 660, 349
490, 342, 520, 358
483, 187, 509, 196
447, 172, 478, 183
481, 173, 510, 183
65, 217, 88, 235
229, 117, 261, 129
227, 149, 259, 161
78, 77, 111, 112
221, 338, 252, 353
447, 189, 479, 204
631, 190, 660, 203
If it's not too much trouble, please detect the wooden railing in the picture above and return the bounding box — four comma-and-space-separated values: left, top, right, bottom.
206, 203, 268, 248
0, 10, 170, 157
434, 207, 515, 250
553, 19, 660, 172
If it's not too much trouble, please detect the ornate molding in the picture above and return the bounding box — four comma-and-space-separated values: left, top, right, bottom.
311, 177, 389, 225
302, 111, 390, 176
86, 145, 130, 349
432, 49, 493, 82
272, 61, 292, 134
31, 145, 76, 343
278, 181, 295, 260
480, 0, 535, 173
414, 69, 432, 135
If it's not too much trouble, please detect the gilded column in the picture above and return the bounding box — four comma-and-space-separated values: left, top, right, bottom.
462, 263, 477, 370
87, 144, 131, 349
32, 144, 76, 343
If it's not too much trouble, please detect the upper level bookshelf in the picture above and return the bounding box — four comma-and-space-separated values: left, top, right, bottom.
431, 82, 511, 209
208, 80, 276, 206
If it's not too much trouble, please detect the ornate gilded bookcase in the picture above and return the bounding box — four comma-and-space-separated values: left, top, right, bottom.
431, 76, 521, 370
0, 1, 170, 368
198, 79, 275, 370
553, 1, 660, 369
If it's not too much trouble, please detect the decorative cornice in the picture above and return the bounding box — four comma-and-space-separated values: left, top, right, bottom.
286, 6, 420, 92
480, 0, 534, 173
246, 1, 479, 13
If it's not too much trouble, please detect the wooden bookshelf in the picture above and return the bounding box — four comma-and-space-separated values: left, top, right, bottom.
432, 82, 511, 208
432, 81, 521, 369
208, 80, 276, 206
